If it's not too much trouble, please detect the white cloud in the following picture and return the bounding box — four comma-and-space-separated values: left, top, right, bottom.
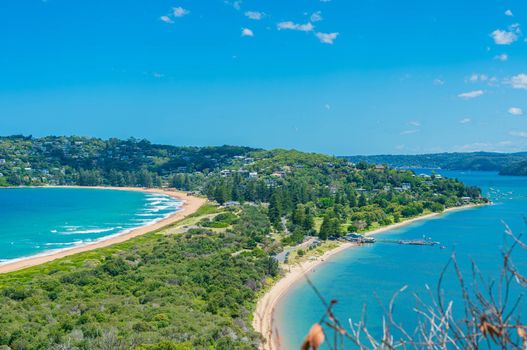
452, 140, 527, 152
160, 15, 174, 24
241, 28, 254, 37
400, 129, 419, 135
160, 6, 189, 23
224, 0, 242, 10
468, 74, 488, 83
508, 107, 524, 116
409, 121, 421, 127
173, 7, 189, 17
310, 11, 323, 22
505, 9, 514, 16
458, 90, 484, 99
245, 11, 264, 20
487, 76, 499, 87
433, 78, 445, 85
509, 74, 527, 89
510, 23, 521, 34
315, 32, 339, 44
460, 118, 471, 124
510, 131, 527, 138
453, 142, 492, 152
490, 29, 518, 45
277, 21, 314, 32
494, 53, 508, 61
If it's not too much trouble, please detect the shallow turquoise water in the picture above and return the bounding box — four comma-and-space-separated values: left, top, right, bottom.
275, 171, 527, 349
0, 188, 182, 262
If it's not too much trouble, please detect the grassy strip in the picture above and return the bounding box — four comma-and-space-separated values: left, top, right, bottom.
0, 203, 218, 286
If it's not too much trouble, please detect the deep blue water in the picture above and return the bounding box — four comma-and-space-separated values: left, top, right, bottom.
0, 188, 182, 262
276, 171, 527, 349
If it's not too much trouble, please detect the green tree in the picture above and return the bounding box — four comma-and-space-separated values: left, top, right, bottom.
137, 169, 153, 187
268, 191, 283, 229
358, 193, 367, 207
319, 215, 332, 240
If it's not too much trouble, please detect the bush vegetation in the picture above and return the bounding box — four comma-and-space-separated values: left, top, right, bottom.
0, 207, 278, 350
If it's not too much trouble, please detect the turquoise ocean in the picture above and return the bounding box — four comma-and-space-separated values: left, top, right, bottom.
0, 188, 182, 263
276, 171, 527, 349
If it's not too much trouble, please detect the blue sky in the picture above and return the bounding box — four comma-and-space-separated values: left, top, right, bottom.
1, 0, 526, 155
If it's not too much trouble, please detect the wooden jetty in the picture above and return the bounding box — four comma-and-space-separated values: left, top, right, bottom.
342, 233, 440, 247
378, 239, 440, 246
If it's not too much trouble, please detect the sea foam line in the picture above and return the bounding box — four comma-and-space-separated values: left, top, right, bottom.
58, 227, 116, 235
0, 197, 185, 268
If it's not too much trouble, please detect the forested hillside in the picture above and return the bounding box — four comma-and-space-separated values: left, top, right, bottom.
343, 152, 527, 173
0, 135, 486, 240
0, 135, 254, 187
179, 149, 485, 240
499, 160, 527, 176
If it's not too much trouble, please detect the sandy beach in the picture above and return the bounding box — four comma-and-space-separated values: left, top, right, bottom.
0, 186, 207, 274
253, 203, 485, 350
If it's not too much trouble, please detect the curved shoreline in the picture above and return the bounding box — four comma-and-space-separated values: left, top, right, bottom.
0, 186, 207, 274
253, 203, 486, 350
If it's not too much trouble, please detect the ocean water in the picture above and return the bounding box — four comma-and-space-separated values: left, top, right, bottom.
0, 188, 182, 263
275, 171, 527, 349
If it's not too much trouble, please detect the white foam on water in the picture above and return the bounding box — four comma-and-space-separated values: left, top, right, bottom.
59, 227, 116, 235
145, 195, 171, 202
0, 193, 185, 267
